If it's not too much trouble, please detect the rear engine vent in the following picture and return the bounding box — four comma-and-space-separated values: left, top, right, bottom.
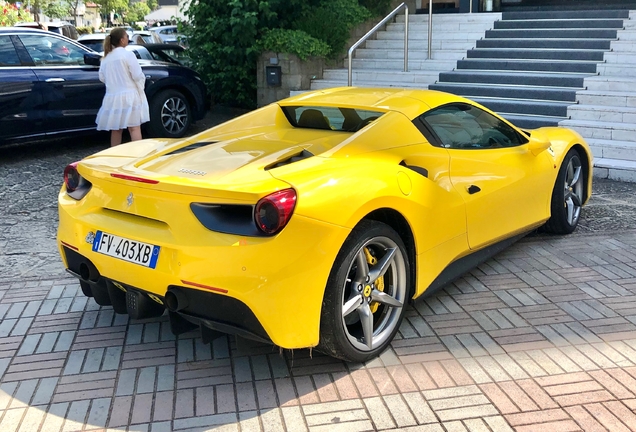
191, 203, 260, 236
265, 150, 314, 170
165, 141, 217, 156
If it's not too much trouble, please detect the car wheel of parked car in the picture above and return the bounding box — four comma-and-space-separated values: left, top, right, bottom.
545, 148, 585, 234
319, 220, 409, 362
148, 89, 191, 138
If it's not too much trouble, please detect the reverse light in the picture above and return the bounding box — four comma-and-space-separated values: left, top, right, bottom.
64, 162, 92, 200
254, 189, 297, 235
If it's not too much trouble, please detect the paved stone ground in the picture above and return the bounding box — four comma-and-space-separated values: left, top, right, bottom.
2, 113, 636, 431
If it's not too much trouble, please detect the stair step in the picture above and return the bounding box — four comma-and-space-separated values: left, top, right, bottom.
438, 70, 586, 87
495, 18, 624, 30
593, 158, 636, 182
377, 31, 487, 40
428, 82, 579, 102
471, 97, 572, 117
502, 10, 630, 20
500, 113, 564, 129
568, 105, 636, 123
597, 63, 636, 76
396, 12, 502, 23
585, 139, 636, 161
349, 58, 457, 70
583, 76, 636, 92
323, 69, 439, 84
476, 38, 612, 50
485, 28, 619, 39
310, 80, 427, 90
365, 39, 477, 51
576, 90, 636, 107
387, 22, 497, 32
466, 48, 606, 61
354, 49, 465, 60
560, 119, 636, 141
603, 52, 636, 63
456, 58, 599, 73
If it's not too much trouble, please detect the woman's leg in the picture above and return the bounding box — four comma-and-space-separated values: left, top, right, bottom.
111, 130, 123, 147
128, 126, 143, 142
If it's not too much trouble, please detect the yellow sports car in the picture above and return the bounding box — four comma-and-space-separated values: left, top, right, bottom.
57, 88, 592, 362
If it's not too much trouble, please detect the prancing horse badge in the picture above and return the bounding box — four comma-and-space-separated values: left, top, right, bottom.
126, 193, 134, 207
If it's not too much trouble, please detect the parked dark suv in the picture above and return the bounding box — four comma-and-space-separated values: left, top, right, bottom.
0, 28, 208, 146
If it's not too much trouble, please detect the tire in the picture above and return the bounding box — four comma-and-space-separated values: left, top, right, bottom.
318, 220, 409, 362
147, 89, 191, 138
544, 148, 585, 234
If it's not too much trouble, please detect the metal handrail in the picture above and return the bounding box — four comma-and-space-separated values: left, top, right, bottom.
347, 2, 409, 86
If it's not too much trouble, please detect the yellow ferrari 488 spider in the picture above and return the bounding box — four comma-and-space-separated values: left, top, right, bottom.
57, 87, 592, 362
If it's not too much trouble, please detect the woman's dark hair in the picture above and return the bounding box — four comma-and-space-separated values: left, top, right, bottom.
103, 27, 128, 56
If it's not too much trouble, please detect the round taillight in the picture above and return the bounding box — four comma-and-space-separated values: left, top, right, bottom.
64, 162, 80, 192
254, 189, 297, 235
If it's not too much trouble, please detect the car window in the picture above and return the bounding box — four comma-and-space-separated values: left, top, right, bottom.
19, 35, 86, 66
80, 40, 104, 53
420, 103, 527, 149
282, 106, 384, 132
128, 46, 153, 60
0, 36, 20, 66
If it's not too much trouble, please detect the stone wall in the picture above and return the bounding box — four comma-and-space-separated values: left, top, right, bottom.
256, 51, 324, 107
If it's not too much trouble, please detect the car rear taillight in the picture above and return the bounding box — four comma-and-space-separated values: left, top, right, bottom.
64, 162, 92, 200
64, 162, 80, 192
254, 189, 297, 235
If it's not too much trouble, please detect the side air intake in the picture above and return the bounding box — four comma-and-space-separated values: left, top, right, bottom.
265, 150, 314, 170
165, 141, 217, 155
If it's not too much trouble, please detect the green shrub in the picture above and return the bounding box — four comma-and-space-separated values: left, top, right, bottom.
258, 29, 330, 60
183, 0, 376, 107
358, 0, 394, 16
76, 26, 93, 35
294, 0, 371, 59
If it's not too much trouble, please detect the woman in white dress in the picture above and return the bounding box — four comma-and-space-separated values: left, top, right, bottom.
95, 27, 150, 147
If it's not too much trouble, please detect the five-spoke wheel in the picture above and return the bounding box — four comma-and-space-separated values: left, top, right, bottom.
545, 148, 585, 234
319, 221, 409, 362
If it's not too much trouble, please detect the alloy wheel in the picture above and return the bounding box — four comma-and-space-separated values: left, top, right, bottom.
161, 96, 188, 135
340, 236, 407, 351
564, 154, 583, 226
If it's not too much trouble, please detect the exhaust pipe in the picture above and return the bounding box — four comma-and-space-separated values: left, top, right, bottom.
164, 288, 189, 312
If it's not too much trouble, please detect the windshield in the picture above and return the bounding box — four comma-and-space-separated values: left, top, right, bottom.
80, 40, 103, 52
281, 106, 384, 132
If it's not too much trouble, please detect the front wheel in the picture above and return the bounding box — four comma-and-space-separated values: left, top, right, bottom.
318, 220, 409, 363
147, 89, 191, 138
544, 148, 585, 234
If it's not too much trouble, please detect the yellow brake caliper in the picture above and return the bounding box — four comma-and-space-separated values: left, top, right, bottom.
364, 247, 384, 313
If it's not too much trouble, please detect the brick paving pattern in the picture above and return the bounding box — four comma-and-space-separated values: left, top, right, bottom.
0, 231, 634, 431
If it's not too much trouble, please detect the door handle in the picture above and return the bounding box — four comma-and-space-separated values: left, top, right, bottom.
45, 78, 65, 82
467, 185, 481, 194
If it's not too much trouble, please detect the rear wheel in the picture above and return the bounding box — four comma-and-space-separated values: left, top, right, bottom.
147, 89, 191, 138
318, 220, 409, 362
544, 148, 585, 234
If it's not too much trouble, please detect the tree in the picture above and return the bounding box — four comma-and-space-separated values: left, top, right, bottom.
146, 0, 157, 11
127, 1, 149, 23
43, 2, 69, 20
92, 0, 128, 25
64, 0, 83, 24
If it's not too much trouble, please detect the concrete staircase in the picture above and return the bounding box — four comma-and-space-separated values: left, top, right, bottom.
309, 12, 501, 90
429, 9, 626, 129
560, 11, 636, 182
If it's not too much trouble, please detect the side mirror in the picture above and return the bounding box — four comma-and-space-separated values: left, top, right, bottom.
84, 52, 101, 66
527, 130, 551, 156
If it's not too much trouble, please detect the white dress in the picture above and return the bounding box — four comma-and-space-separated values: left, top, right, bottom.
95, 47, 150, 131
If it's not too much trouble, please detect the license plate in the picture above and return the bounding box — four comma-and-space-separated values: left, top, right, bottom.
92, 231, 160, 269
